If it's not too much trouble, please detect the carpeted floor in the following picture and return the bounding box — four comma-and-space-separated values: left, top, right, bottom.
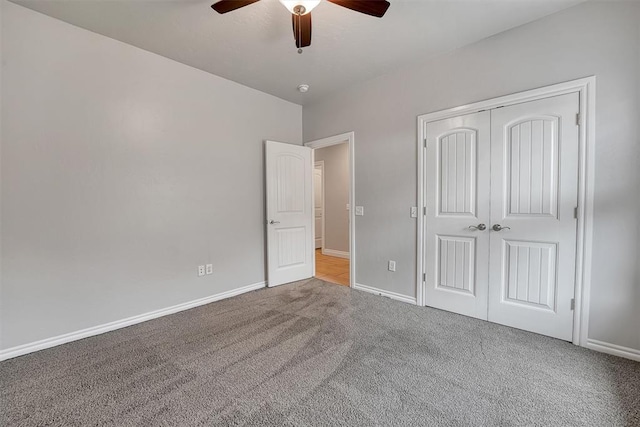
1, 279, 639, 426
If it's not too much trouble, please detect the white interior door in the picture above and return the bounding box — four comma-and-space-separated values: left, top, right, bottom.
423, 92, 580, 340
266, 141, 314, 287
488, 93, 579, 340
314, 163, 323, 249
424, 111, 491, 320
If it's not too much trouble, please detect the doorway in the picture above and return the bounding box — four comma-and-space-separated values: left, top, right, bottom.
305, 132, 355, 288
423, 93, 579, 341
417, 77, 596, 345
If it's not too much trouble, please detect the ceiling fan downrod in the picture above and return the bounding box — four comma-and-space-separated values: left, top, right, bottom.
294, 5, 304, 54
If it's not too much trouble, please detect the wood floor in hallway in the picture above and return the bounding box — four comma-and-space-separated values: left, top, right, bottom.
315, 249, 350, 286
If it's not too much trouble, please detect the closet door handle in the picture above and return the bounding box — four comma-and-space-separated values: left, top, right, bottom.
468, 224, 487, 231
492, 224, 511, 231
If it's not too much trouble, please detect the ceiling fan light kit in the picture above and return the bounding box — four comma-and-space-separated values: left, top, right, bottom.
211, 0, 390, 52
279, 0, 320, 15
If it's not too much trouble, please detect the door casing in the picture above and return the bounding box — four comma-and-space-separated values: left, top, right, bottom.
314, 161, 325, 250
417, 77, 596, 347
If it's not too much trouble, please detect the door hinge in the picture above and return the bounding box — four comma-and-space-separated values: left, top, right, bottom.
423, 206, 428, 216
570, 298, 575, 311
576, 113, 580, 126
423, 273, 426, 282
574, 207, 578, 219
424, 138, 427, 148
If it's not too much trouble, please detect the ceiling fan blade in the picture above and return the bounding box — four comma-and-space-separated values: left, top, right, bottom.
327, 0, 390, 18
292, 12, 312, 48
211, 0, 260, 14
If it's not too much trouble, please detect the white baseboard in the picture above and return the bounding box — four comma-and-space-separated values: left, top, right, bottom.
354, 283, 417, 305
321, 248, 350, 259
0, 281, 266, 362
585, 338, 640, 362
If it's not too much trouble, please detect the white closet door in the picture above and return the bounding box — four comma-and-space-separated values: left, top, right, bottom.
488, 93, 579, 340
265, 141, 314, 287
424, 111, 491, 320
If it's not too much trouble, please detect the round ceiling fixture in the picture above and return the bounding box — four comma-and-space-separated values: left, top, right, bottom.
279, 1, 320, 15
297, 84, 310, 93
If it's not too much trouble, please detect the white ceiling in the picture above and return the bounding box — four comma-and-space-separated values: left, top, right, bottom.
13, 0, 584, 105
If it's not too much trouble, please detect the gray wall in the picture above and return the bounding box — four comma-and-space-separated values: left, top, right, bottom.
303, 1, 640, 351
314, 143, 349, 253
0, 2, 302, 350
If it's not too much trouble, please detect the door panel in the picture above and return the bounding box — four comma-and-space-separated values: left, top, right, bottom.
503, 240, 557, 310
424, 111, 491, 320
488, 93, 579, 340
506, 118, 559, 217
266, 141, 313, 287
439, 130, 477, 216
437, 235, 475, 294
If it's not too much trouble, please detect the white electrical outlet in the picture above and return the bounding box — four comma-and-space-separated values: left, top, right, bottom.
388, 260, 396, 272
198, 265, 205, 277
355, 206, 364, 216
410, 207, 418, 218
206, 264, 213, 275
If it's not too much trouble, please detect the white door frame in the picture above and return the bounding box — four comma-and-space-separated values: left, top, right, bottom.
314, 160, 325, 250
417, 77, 596, 347
305, 132, 356, 288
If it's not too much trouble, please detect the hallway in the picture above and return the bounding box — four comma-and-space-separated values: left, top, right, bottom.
314, 249, 350, 286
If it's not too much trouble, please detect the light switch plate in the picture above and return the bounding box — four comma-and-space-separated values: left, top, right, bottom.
410, 207, 418, 218
355, 206, 364, 216
206, 264, 213, 275
388, 260, 396, 272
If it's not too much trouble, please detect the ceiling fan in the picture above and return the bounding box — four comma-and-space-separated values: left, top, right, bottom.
211, 0, 391, 53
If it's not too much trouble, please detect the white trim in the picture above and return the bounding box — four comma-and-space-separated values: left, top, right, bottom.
417, 122, 426, 308
585, 339, 640, 362
305, 132, 355, 288
575, 78, 596, 348
311, 149, 316, 276
0, 281, 266, 362
417, 77, 596, 348
322, 249, 350, 259
354, 283, 418, 305
314, 160, 325, 250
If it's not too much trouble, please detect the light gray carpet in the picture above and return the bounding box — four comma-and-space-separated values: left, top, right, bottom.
1, 279, 639, 426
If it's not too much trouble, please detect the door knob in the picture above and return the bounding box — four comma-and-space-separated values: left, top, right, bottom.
269, 220, 280, 225
492, 224, 511, 231
468, 224, 487, 231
